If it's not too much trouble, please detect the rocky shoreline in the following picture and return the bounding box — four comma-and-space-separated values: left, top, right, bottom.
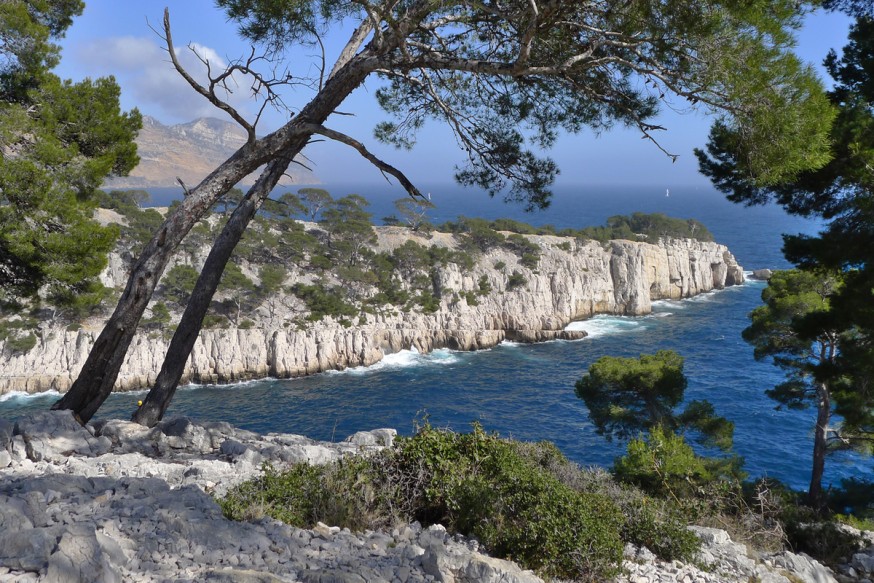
0, 235, 744, 396
2, 411, 872, 583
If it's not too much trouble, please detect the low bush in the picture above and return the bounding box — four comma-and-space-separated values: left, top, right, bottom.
0, 317, 39, 354
782, 505, 864, 567
477, 275, 492, 296
570, 212, 715, 244
221, 425, 645, 581
507, 270, 527, 290
292, 282, 358, 322
613, 426, 742, 502
489, 217, 539, 234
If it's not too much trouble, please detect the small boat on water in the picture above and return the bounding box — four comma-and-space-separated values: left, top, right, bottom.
665, 188, 670, 197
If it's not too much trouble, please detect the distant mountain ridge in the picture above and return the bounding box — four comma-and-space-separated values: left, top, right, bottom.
103, 115, 317, 189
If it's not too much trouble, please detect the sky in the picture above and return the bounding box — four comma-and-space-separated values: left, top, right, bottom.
54, 1, 854, 190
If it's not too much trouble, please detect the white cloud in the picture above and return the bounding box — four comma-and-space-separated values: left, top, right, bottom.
75, 36, 261, 123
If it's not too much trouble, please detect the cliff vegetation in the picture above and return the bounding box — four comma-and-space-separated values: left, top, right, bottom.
0, 189, 744, 395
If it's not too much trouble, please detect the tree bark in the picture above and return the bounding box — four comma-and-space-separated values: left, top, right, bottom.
808, 382, 831, 508
52, 54, 377, 423
132, 157, 290, 427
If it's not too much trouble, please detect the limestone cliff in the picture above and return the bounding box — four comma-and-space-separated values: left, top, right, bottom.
0, 233, 743, 395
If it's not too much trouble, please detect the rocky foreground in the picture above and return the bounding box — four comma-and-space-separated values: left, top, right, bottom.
1, 412, 872, 583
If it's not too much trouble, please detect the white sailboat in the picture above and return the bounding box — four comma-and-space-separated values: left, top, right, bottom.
665, 188, 670, 197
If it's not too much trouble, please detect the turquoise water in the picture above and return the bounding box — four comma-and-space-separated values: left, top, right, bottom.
3, 184, 867, 491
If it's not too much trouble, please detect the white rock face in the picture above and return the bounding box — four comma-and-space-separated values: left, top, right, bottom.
0, 234, 743, 395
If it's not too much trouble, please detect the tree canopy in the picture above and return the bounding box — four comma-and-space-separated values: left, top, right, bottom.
576, 350, 734, 452
697, 13, 874, 503
0, 0, 141, 312
742, 269, 858, 506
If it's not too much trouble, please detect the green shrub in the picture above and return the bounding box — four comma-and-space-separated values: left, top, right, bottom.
142, 302, 171, 330
511, 443, 700, 563
415, 290, 440, 313
239, 319, 255, 329
220, 458, 396, 530
557, 241, 572, 252
620, 494, 701, 561
5, 332, 36, 353
490, 218, 538, 234
477, 275, 492, 296
781, 504, 864, 567
572, 213, 714, 244
0, 317, 39, 354
493, 260, 506, 270
309, 254, 333, 270
614, 426, 719, 500
507, 270, 526, 290
222, 426, 628, 581
520, 252, 539, 269
389, 425, 624, 580
828, 478, 874, 522
450, 217, 506, 253
202, 314, 229, 329
292, 282, 358, 322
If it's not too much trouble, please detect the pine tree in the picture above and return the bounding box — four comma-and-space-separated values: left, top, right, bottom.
0, 1, 141, 315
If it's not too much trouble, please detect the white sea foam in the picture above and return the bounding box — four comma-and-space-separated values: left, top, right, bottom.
380, 348, 422, 368
328, 347, 460, 376
0, 390, 61, 403
685, 290, 719, 303
565, 315, 646, 338
180, 376, 278, 391
652, 299, 687, 310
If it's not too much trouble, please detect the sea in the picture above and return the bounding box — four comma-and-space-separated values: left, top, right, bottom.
1, 183, 868, 492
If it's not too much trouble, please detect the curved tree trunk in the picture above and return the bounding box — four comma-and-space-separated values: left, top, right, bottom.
808, 382, 831, 508
131, 157, 290, 427
52, 55, 377, 423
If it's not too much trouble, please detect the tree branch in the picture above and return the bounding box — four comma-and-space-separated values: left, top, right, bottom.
161, 9, 255, 140
300, 123, 423, 199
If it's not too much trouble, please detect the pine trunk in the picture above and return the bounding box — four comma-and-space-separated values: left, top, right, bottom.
132, 158, 289, 427
52, 56, 376, 423
808, 383, 831, 508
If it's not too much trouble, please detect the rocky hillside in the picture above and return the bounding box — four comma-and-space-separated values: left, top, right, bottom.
103, 116, 316, 188
0, 221, 744, 395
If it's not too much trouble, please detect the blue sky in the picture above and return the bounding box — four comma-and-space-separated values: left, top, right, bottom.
55, 2, 853, 189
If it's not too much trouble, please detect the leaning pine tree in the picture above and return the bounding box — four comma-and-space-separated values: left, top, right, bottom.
54, 0, 837, 425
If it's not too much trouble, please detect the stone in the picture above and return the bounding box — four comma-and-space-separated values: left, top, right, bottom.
156, 417, 213, 452
688, 526, 732, 546
13, 411, 110, 462
0, 417, 13, 450
853, 550, 874, 573
44, 525, 122, 583
769, 551, 837, 583
751, 268, 773, 280
298, 570, 368, 583
204, 568, 288, 582
0, 526, 63, 572
344, 428, 397, 447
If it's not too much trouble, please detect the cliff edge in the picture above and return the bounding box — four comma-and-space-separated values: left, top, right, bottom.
0, 231, 743, 396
